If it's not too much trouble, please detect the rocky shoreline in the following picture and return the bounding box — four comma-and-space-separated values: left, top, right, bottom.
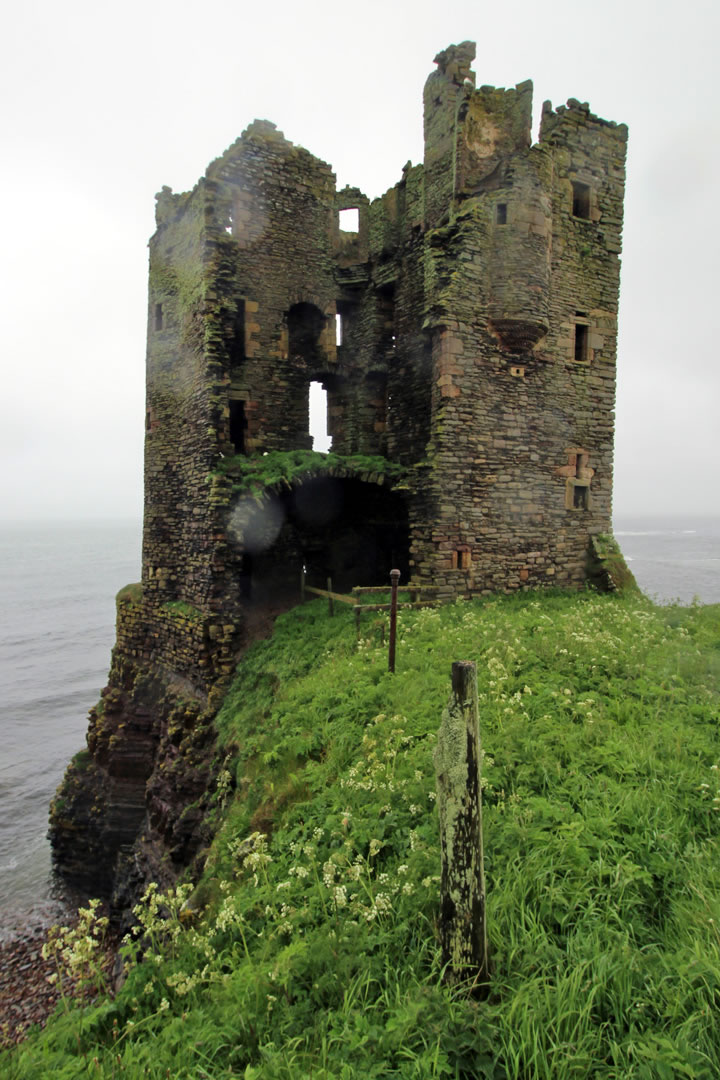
0, 916, 116, 1050
0, 922, 66, 1048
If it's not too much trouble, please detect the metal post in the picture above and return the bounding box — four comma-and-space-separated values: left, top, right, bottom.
388, 568, 400, 672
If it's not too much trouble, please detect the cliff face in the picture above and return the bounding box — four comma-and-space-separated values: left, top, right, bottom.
49, 594, 222, 914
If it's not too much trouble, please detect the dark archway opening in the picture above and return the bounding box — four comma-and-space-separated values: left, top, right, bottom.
233, 477, 410, 606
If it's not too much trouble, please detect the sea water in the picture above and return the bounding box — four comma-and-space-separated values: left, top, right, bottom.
613, 515, 720, 605
0, 516, 717, 938
0, 521, 141, 939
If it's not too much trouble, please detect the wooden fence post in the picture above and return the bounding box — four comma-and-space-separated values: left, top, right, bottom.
388, 568, 400, 672
434, 661, 489, 995
327, 577, 334, 617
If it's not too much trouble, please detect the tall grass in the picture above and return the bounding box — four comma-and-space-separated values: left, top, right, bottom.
5, 591, 720, 1078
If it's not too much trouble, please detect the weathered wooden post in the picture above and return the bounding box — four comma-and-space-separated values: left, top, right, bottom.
434, 661, 489, 995
388, 568, 400, 672
327, 577, 334, 617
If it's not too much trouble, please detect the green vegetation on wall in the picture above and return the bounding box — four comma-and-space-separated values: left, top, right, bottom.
215, 449, 408, 497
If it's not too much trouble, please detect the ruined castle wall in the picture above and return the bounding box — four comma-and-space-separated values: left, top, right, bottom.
143, 185, 223, 624
410, 77, 626, 594
540, 102, 628, 532
51, 40, 629, 919
378, 169, 433, 467
205, 124, 339, 456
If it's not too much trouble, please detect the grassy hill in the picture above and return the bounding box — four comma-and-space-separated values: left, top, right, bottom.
5, 590, 720, 1079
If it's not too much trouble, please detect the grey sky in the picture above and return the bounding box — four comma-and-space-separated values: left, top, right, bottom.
2, 0, 717, 521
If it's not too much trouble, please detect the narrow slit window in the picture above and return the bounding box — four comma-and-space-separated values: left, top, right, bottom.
496, 203, 507, 225
229, 400, 246, 454
572, 181, 591, 219
339, 207, 359, 232
309, 381, 332, 453
335, 312, 343, 347
452, 547, 471, 570
230, 300, 246, 366
154, 303, 163, 331
574, 323, 589, 363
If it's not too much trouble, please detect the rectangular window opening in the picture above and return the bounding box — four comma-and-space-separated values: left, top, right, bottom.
335, 312, 343, 347
572, 181, 591, 219
154, 303, 163, 331
573, 485, 589, 510
496, 203, 507, 225
339, 207, 359, 232
229, 399, 246, 454
309, 381, 332, 453
574, 323, 589, 363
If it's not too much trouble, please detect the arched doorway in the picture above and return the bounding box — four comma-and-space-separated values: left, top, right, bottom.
228, 475, 410, 605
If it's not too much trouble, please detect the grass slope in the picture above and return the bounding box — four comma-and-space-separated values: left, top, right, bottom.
5, 591, 720, 1079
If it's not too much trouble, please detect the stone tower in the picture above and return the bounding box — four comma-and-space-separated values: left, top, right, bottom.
50, 43, 627, 900
143, 40, 627, 648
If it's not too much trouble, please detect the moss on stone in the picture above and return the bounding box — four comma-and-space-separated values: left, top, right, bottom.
587, 533, 639, 593
163, 600, 204, 621
71, 748, 91, 772
116, 582, 144, 606
215, 450, 408, 497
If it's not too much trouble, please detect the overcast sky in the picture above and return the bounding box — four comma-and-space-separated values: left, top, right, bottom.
1, 0, 717, 523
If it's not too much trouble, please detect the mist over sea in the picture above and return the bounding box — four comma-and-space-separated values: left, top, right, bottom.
0, 515, 717, 939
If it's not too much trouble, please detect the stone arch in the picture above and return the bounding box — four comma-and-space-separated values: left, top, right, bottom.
226, 470, 410, 604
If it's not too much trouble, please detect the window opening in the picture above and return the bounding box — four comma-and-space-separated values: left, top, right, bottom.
154, 303, 163, 331
230, 299, 246, 367
339, 207, 359, 232
452, 547, 471, 570
226, 210, 233, 235
572, 181, 591, 219
336, 312, 343, 347
229, 400, 246, 454
573, 485, 589, 510
574, 323, 588, 364
496, 203, 507, 225
309, 381, 332, 452
288, 303, 325, 361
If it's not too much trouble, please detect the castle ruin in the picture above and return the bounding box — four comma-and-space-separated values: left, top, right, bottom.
51, 43, 628, 900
